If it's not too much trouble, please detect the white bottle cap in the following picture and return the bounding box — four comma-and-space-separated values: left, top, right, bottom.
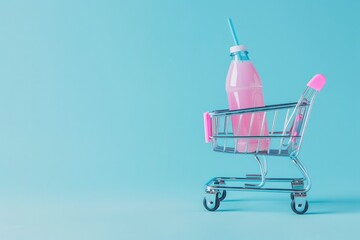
230, 45, 247, 53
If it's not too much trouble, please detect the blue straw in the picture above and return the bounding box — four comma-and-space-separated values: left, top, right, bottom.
227, 17, 239, 46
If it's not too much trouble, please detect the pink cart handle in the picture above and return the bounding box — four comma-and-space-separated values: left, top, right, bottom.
307, 74, 326, 92
203, 112, 212, 143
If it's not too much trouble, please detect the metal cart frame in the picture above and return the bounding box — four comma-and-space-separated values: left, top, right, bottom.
203, 74, 326, 214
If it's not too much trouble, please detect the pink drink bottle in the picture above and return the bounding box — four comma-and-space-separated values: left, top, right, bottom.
225, 44, 270, 152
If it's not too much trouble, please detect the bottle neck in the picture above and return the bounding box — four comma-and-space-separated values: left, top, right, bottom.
231, 51, 250, 61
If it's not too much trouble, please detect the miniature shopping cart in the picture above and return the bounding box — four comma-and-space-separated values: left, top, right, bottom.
203, 74, 326, 214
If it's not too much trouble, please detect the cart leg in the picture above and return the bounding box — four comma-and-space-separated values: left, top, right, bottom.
245, 155, 266, 188
246, 156, 268, 178
290, 155, 311, 192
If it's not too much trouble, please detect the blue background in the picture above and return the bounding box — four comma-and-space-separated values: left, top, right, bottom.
0, 0, 359, 239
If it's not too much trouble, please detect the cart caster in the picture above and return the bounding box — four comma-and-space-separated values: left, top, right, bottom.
203, 192, 220, 211
291, 199, 309, 214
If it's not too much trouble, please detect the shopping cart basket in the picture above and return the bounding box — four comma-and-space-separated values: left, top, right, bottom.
203, 74, 326, 214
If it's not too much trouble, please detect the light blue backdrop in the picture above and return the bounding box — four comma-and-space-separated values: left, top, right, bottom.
0, 0, 359, 239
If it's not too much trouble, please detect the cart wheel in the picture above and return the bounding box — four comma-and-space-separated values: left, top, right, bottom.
290, 193, 295, 200
203, 196, 220, 211
217, 190, 227, 201
291, 199, 309, 214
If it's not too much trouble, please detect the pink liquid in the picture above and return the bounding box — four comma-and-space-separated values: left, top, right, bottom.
226, 61, 270, 152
